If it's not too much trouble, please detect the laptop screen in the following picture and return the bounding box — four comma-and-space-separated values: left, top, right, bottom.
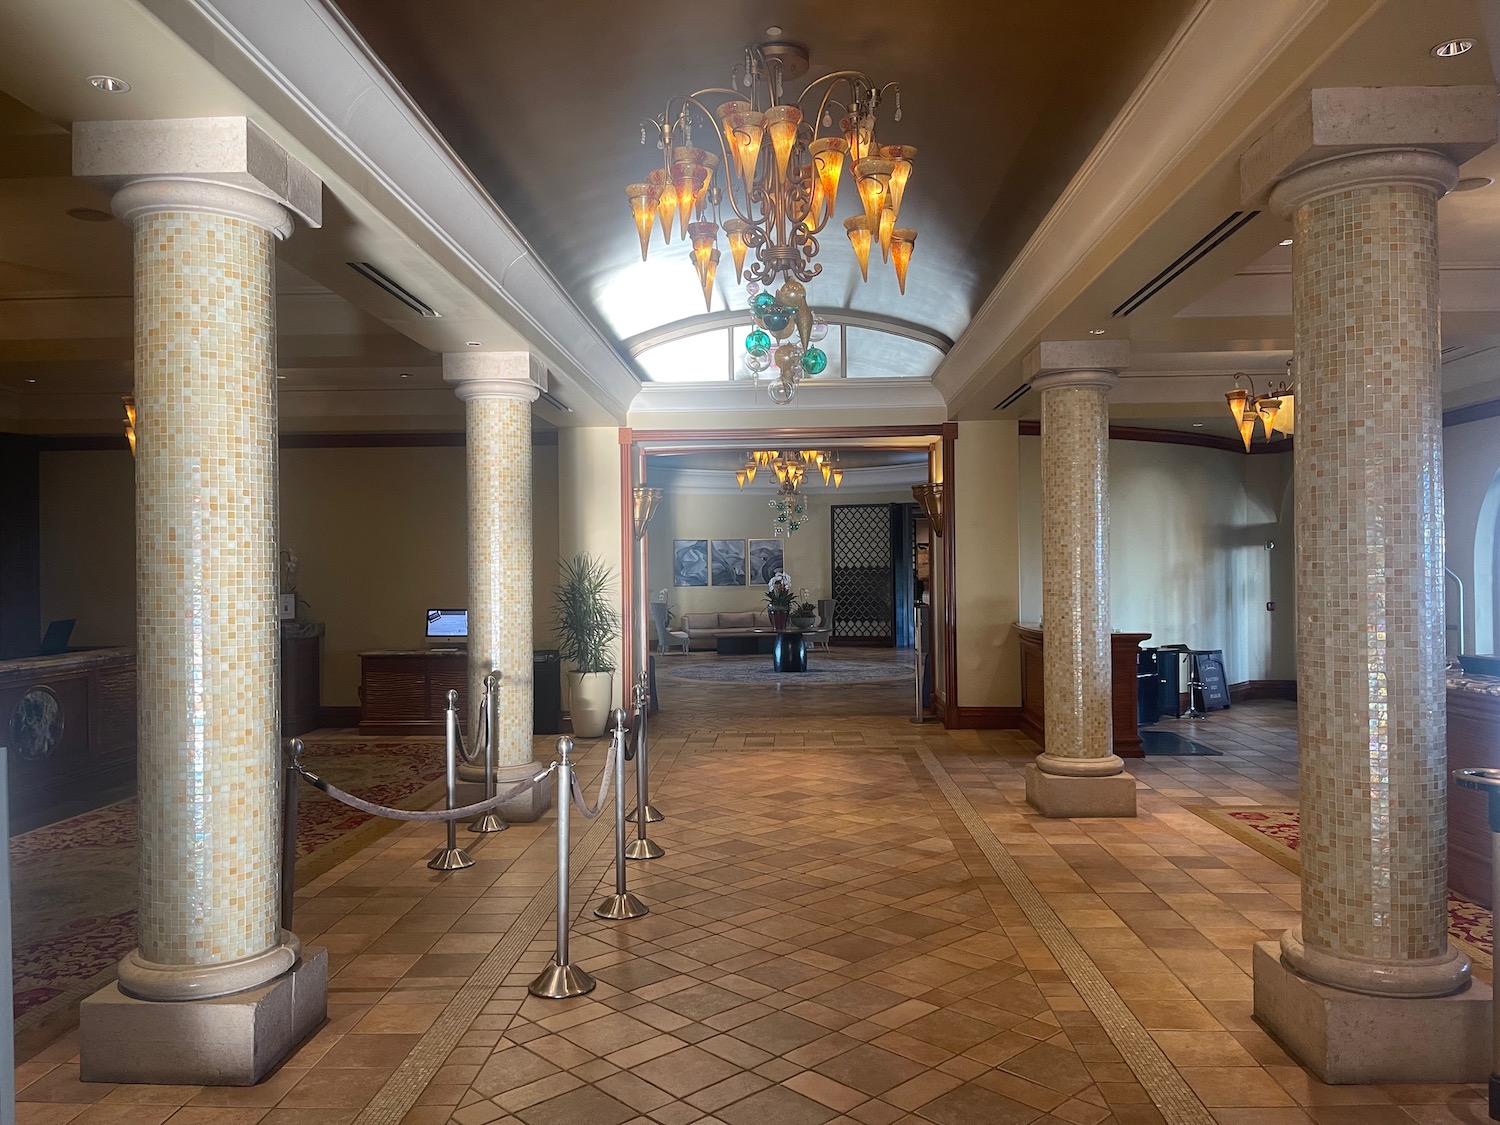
38, 619, 75, 656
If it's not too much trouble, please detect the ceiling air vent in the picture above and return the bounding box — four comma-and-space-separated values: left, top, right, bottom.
1111, 210, 1260, 319
994, 382, 1032, 411
346, 261, 441, 318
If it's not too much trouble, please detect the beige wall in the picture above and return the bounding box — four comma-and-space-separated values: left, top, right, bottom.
556, 427, 624, 710
1019, 436, 1292, 687
953, 421, 1022, 708
38, 441, 561, 710
1444, 414, 1500, 657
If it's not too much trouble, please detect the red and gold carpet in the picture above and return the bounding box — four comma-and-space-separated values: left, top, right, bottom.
1189, 804, 1492, 971
11, 736, 445, 1043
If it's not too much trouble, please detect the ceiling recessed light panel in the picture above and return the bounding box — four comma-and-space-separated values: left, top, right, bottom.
1454, 176, 1493, 193
66, 207, 114, 222
87, 74, 130, 92
1279, 238, 1294, 247
1431, 38, 1475, 58
1088, 328, 1106, 335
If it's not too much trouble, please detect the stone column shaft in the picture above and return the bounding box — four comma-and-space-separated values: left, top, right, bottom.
1023, 343, 1135, 819
445, 352, 549, 821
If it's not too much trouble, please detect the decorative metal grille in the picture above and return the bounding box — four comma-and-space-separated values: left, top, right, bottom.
830, 504, 895, 643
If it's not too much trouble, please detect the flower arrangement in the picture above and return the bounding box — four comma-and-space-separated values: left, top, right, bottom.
765, 570, 795, 611
795, 601, 817, 619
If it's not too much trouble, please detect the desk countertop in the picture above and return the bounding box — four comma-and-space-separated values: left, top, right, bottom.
0, 647, 134, 679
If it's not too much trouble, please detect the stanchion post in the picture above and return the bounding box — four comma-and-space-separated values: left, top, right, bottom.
280, 738, 302, 931
529, 737, 597, 998
596, 709, 649, 920
471, 673, 506, 834
909, 603, 935, 725
625, 680, 665, 861
429, 690, 477, 871
1452, 767, 1500, 1121
627, 674, 663, 824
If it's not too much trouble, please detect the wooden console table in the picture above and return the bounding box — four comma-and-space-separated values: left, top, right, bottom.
1015, 626, 1148, 757
359, 650, 468, 735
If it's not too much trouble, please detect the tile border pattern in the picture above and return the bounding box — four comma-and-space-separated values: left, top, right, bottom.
915, 746, 1216, 1125
352, 746, 652, 1125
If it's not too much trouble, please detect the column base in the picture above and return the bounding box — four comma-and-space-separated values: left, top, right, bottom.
1252, 941, 1491, 1083
1024, 764, 1137, 818
457, 759, 553, 823
79, 946, 327, 1085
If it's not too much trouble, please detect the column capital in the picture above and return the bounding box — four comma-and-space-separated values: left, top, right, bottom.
1241, 85, 1497, 213
1025, 339, 1127, 393
443, 351, 544, 402
73, 117, 323, 239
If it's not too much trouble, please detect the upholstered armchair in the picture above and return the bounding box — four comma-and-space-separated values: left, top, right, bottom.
650, 602, 689, 654
804, 598, 835, 650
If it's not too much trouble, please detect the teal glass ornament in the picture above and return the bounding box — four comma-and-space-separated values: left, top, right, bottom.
800, 347, 828, 375
745, 328, 771, 355
759, 304, 791, 332
751, 291, 775, 314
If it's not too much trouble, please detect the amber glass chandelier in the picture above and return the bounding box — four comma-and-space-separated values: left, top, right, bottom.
627, 41, 917, 350
1225, 365, 1295, 452
734, 448, 843, 491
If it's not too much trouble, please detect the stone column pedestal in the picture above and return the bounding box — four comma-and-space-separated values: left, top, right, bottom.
72, 118, 327, 1085
444, 352, 550, 823
1241, 86, 1498, 1082
1025, 344, 1135, 819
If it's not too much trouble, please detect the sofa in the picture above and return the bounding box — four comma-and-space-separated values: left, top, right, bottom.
678, 610, 774, 651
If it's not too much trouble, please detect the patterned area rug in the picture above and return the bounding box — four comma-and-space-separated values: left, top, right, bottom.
11, 737, 445, 1039
1189, 804, 1493, 971
662, 659, 910, 686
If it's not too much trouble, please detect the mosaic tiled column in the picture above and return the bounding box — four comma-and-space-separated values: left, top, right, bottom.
1024, 343, 1135, 819
73, 118, 327, 1084
1242, 87, 1496, 1082
444, 353, 550, 822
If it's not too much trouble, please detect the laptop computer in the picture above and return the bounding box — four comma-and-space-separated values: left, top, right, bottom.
38, 619, 75, 656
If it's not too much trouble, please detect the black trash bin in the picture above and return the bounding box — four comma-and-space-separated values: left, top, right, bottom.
533, 650, 563, 734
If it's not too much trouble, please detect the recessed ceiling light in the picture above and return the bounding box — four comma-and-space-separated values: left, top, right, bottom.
66, 207, 113, 222
466, 341, 482, 347
1192, 422, 1204, 428
765, 25, 783, 36
1279, 237, 1294, 247
87, 75, 130, 93
25, 378, 37, 384
1454, 176, 1494, 192
1088, 328, 1106, 335
1431, 38, 1475, 58
276, 374, 287, 381
400, 372, 414, 379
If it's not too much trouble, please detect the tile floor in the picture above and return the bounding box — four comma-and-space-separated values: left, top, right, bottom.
13, 652, 1491, 1124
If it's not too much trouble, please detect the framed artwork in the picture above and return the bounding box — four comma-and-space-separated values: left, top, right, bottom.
673, 539, 708, 586
711, 539, 747, 586
747, 539, 784, 585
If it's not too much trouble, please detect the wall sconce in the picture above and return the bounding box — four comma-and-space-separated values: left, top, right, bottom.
633, 486, 663, 539
912, 482, 945, 536
123, 395, 137, 457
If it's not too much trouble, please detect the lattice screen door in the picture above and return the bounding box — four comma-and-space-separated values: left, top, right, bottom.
830, 504, 896, 645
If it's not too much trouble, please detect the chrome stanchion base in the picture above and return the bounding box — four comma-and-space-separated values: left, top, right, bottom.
528, 959, 596, 999
629, 804, 664, 823
624, 838, 665, 861
427, 847, 476, 871
469, 813, 506, 834
593, 891, 649, 920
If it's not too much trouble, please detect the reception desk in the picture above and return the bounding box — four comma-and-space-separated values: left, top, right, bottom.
1445, 673, 1500, 908
1015, 625, 1148, 757
0, 648, 136, 832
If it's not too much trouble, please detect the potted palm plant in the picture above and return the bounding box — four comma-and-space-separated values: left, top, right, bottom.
553, 553, 620, 738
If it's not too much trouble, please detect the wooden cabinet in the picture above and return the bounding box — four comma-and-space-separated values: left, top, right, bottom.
359, 650, 468, 735
1015, 626, 1147, 757
1, 648, 137, 832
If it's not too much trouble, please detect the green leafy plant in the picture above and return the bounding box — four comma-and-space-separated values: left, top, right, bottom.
553, 553, 620, 673
795, 601, 817, 618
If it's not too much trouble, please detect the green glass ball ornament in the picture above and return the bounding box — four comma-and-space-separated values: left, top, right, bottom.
751, 290, 775, 314
759, 304, 791, 332
800, 347, 828, 375
745, 328, 771, 355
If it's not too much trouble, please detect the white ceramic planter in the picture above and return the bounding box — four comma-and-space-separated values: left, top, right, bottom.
568, 671, 615, 739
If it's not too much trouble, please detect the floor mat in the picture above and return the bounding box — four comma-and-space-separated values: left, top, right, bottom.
1139, 727, 1222, 755
1187, 803, 1492, 971
10, 735, 446, 1041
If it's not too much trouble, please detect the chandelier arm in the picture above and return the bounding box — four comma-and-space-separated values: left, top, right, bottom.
665, 93, 753, 225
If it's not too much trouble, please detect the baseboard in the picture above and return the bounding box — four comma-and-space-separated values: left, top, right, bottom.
1230, 680, 1297, 702
950, 706, 1022, 729
318, 705, 361, 730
